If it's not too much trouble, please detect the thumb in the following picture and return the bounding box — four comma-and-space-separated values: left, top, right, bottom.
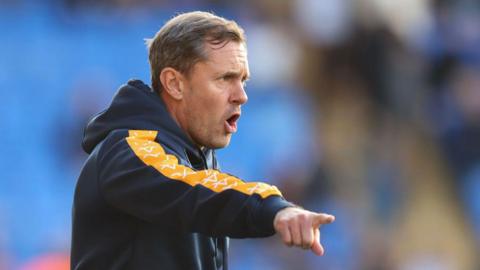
312, 213, 335, 227
311, 228, 324, 256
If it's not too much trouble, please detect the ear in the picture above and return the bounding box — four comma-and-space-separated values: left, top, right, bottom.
159, 67, 185, 100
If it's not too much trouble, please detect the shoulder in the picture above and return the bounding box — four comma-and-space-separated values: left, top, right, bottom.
97, 129, 189, 166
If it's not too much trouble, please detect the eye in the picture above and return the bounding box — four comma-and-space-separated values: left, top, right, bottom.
222, 74, 235, 81
241, 76, 249, 88
242, 80, 247, 88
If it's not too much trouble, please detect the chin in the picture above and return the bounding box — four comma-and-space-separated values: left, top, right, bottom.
206, 135, 232, 149
210, 140, 230, 149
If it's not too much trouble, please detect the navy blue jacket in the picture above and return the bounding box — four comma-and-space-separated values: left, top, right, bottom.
71, 80, 293, 270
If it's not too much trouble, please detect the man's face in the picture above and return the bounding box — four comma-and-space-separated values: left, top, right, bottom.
180, 41, 249, 149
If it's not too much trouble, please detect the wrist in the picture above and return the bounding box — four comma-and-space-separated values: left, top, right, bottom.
254, 196, 294, 235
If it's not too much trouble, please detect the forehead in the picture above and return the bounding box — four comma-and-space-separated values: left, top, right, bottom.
203, 41, 249, 70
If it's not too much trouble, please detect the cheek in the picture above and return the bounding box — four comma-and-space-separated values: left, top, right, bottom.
185, 80, 231, 125
190, 88, 227, 119
184, 96, 219, 131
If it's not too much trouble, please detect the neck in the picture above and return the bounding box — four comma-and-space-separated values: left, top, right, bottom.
160, 91, 181, 128
160, 92, 204, 150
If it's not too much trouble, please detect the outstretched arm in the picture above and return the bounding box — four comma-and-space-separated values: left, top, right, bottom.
97, 130, 294, 237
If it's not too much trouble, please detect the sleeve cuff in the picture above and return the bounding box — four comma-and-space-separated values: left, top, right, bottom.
253, 195, 295, 236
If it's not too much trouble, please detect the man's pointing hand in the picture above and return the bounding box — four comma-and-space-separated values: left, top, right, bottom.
273, 207, 335, 256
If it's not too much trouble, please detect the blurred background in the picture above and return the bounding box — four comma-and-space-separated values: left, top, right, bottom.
1, 0, 480, 269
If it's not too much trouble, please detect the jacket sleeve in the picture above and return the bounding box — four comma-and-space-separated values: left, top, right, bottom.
97, 130, 294, 238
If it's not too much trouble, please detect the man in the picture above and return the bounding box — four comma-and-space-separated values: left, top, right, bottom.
71, 11, 334, 270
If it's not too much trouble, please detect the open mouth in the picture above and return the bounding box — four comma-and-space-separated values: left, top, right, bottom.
225, 113, 240, 133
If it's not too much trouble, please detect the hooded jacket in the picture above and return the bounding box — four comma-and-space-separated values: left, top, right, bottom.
71, 79, 293, 270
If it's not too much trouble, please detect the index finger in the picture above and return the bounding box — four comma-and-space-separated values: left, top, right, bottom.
312, 213, 335, 227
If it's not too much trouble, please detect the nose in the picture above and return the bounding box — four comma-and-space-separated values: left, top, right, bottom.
230, 82, 248, 105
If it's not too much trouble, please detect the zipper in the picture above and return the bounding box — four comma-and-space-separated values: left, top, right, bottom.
200, 149, 224, 269
199, 149, 208, 169
214, 237, 218, 261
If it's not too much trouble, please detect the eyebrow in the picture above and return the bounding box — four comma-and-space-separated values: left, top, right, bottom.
220, 70, 250, 81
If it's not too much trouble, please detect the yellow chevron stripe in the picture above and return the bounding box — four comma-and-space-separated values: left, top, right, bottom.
126, 130, 283, 199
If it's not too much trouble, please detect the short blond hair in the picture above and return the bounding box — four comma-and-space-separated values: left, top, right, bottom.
146, 11, 246, 93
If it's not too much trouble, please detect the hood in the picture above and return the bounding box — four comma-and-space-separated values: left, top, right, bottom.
82, 79, 197, 154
